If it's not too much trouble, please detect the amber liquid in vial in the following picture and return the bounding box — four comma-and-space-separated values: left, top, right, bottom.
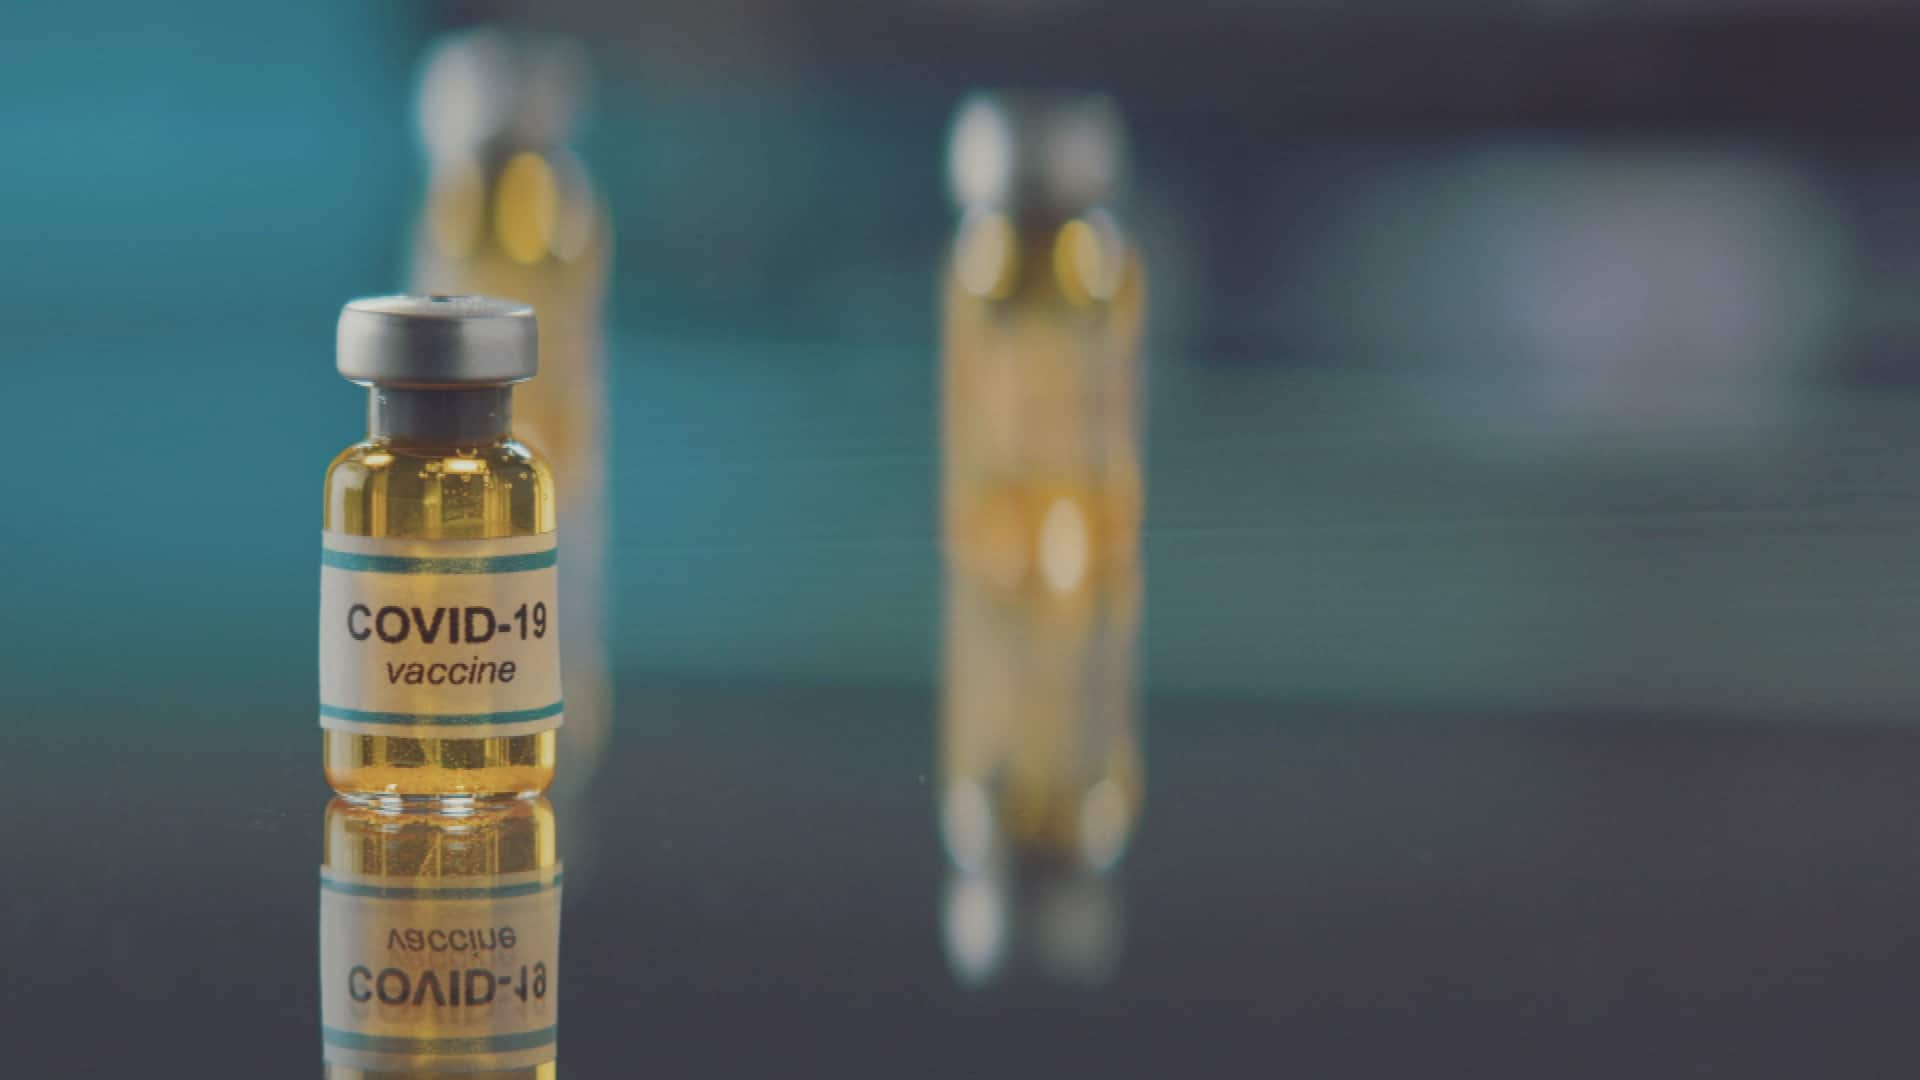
941, 208, 1147, 598
324, 438, 558, 799
939, 214, 1149, 867
322, 797, 559, 1078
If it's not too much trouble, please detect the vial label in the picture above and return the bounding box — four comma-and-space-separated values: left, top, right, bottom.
320, 867, 561, 1072
320, 532, 563, 737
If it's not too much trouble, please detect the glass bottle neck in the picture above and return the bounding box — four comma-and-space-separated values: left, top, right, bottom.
368, 387, 513, 444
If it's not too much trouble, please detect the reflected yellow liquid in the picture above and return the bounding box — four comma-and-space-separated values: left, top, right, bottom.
324, 441, 558, 799
323, 798, 558, 1079
942, 568, 1144, 867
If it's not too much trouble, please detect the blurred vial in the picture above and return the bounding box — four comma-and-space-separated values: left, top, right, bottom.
413, 27, 614, 789
941, 91, 1147, 596
938, 566, 1143, 986
321, 797, 561, 1078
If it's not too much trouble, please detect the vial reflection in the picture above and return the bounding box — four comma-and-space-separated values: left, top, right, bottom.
943, 852, 1123, 988
939, 570, 1142, 987
320, 798, 561, 1078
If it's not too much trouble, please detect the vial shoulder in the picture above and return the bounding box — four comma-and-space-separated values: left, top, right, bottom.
490, 437, 556, 490
945, 210, 1141, 313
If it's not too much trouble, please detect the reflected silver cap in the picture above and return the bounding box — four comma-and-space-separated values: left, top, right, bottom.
947, 91, 1127, 215
337, 295, 538, 386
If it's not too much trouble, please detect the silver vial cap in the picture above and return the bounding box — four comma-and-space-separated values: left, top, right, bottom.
337, 295, 538, 387
947, 91, 1126, 216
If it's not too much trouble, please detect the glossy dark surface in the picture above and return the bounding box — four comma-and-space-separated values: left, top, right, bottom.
15, 597, 1920, 1076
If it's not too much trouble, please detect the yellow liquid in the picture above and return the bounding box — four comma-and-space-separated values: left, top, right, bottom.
941, 209, 1146, 597
324, 440, 558, 799
323, 797, 559, 1079
939, 207, 1148, 868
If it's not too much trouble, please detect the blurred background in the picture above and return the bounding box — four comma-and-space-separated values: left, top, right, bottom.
15, 0, 1920, 712
13, 1, 1920, 1075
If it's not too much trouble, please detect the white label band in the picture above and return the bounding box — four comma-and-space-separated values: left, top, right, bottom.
320, 867, 561, 1073
320, 532, 564, 737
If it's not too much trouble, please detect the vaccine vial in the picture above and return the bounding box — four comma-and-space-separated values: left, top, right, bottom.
321, 796, 560, 1077
941, 91, 1147, 596
938, 92, 1147, 986
322, 295, 561, 801
412, 29, 614, 788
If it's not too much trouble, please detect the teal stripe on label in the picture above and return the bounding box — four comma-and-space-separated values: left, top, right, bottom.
320, 702, 564, 727
322, 1026, 556, 1055
320, 872, 563, 900
321, 548, 556, 575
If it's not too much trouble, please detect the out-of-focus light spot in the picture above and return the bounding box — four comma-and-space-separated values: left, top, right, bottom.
361, 452, 394, 468
443, 457, 485, 475
949, 99, 1014, 209
1038, 498, 1089, 593
955, 211, 1018, 299
1054, 215, 1121, 305
417, 28, 517, 165
495, 151, 558, 265
428, 157, 485, 259
941, 870, 1008, 987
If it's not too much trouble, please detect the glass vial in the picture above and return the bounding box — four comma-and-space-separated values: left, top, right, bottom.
941, 91, 1147, 595
322, 295, 560, 801
411, 29, 614, 789
937, 92, 1148, 986
320, 797, 561, 1077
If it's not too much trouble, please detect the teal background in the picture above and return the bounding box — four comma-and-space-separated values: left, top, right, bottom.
13, 2, 1920, 718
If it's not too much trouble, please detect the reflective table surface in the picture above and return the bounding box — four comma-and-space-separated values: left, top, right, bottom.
18, 679, 1920, 1075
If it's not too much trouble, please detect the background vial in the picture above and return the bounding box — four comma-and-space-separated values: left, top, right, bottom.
938, 91, 1148, 986
321, 797, 561, 1078
411, 28, 614, 790
323, 296, 560, 800
941, 91, 1147, 597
